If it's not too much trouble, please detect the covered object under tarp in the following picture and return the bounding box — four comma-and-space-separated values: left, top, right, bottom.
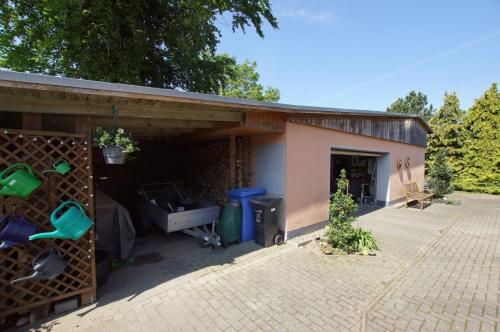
95, 190, 136, 260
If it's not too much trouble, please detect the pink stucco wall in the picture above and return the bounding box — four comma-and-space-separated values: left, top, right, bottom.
285, 122, 425, 233
250, 122, 426, 235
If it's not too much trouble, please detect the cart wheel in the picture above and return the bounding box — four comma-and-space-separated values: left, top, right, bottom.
274, 233, 284, 246
198, 239, 211, 248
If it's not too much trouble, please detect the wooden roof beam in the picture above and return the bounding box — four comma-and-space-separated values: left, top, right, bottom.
125, 127, 196, 136
0, 94, 242, 122
90, 117, 218, 129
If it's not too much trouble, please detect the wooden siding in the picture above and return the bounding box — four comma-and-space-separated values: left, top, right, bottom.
244, 112, 286, 132
289, 115, 427, 147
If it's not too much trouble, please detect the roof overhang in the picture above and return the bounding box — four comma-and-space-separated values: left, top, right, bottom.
0, 70, 431, 133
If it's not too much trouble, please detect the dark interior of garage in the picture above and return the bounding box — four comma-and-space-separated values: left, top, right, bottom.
330, 153, 377, 204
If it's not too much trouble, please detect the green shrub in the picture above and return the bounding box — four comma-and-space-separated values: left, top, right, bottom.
352, 227, 378, 255
427, 149, 453, 198
326, 169, 378, 255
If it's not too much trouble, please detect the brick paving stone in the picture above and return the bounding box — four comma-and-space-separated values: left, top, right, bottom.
21, 192, 498, 332
366, 193, 499, 332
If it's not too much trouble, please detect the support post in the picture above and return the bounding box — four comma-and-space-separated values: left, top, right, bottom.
75, 115, 90, 134
229, 135, 236, 188
75, 115, 96, 304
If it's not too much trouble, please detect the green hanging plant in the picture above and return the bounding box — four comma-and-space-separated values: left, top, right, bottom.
92, 127, 139, 164
92, 127, 139, 154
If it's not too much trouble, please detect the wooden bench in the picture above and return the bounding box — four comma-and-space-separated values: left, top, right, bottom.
403, 183, 433, 210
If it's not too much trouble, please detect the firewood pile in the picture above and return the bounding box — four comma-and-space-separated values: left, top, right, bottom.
178, 137, 250, 205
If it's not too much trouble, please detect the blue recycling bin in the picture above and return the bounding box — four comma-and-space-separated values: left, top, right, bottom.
229, 187, 266, 242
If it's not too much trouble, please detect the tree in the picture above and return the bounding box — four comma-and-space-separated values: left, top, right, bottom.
387, 91, 435, 121
0, 0, 277, 93
427, 149, 453, 198
219, 57, 280, 102
455, 83, 500, 194
426, 92, 463, 173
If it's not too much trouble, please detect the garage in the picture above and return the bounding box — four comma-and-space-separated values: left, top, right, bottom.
0, 70, 430, 325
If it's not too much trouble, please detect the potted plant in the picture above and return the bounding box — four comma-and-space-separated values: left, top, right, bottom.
92, 127, 139, 164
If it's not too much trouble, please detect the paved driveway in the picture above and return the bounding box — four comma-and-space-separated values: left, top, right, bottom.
25, 192, 499, 331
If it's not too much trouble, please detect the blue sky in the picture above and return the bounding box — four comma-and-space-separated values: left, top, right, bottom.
216, 0, 500, 111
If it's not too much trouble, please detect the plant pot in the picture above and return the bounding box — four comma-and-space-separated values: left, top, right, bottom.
102, 146, 126, 164
95, 249, 110, 288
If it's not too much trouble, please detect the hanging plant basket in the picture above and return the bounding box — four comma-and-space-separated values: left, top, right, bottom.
93, 127, 139, 165
102, 146, 127, 165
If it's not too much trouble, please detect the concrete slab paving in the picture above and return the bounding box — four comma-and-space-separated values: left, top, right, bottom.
20, 192, 499, 331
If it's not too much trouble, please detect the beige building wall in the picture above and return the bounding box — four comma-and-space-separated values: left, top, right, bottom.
250, 133, 287, 232
285, 122, 425, 234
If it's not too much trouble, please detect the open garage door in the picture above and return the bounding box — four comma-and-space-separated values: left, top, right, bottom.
331, 148, 383, 157
330, 148, 390, 206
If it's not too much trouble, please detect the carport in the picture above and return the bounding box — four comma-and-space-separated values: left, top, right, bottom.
0, 71, 285, 325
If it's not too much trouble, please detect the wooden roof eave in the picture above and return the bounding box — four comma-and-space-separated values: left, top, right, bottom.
0, 70, 431, 133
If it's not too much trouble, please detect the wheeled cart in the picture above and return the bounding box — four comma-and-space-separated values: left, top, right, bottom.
139, 183, 221, 248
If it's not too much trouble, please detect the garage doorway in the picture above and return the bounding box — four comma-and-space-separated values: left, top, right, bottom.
330, 148, 390, 206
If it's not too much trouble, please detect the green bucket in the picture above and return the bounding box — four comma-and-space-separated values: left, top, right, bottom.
216, 200, 242, 245
0, 163, 42, 198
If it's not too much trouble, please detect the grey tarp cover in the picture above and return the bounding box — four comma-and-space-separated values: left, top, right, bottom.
95, 190, 136, 260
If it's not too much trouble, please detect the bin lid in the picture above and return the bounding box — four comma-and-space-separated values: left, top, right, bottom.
250, 196, 283, 206
228, 187, 266, 198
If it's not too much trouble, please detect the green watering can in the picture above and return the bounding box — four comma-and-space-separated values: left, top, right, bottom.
0, 163, 42, 198
29, 201, 93, 241
43, 159, 71, 176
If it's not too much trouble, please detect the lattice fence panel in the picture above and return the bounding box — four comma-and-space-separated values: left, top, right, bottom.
0, 128, 95, 318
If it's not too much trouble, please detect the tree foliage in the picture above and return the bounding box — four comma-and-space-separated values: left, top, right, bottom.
427, 149, 453, 198
220, 56, 280, 102
454, 83, 500, 194
426, 92, 463, 172
0, 0, 277, 93
386, 91, 435, 121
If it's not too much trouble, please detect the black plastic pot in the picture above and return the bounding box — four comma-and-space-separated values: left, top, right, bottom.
95, 249, 110, 288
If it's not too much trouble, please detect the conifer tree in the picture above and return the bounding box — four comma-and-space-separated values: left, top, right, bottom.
426, 92, 463, 173
455, 83, 500, 194
427, 149, 453, 197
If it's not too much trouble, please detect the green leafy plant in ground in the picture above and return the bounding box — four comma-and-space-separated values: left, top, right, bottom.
352, 227, 378, 256
427, 149, 453, 198
326, 169, 378, 255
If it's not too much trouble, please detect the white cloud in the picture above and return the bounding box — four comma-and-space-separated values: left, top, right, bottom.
278, 7, 334, 24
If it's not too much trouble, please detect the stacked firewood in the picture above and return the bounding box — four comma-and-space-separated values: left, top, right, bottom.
180, 139, 230, 205
236, 137, 251, 188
